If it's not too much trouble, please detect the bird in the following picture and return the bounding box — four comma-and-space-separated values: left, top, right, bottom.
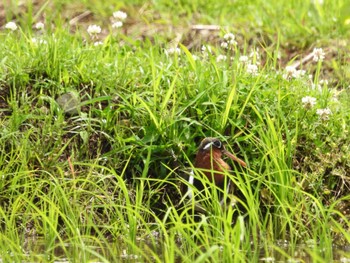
186, 137, 247, 209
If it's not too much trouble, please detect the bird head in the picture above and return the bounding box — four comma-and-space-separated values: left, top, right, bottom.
198, 137, 247, 167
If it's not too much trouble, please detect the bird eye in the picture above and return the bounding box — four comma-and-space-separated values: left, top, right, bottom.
213, 140, 222, 148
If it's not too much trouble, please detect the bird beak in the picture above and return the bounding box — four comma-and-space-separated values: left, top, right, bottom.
223, 149, 247, 167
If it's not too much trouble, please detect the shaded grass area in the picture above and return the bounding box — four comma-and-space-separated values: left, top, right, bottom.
1, 0, 350, 262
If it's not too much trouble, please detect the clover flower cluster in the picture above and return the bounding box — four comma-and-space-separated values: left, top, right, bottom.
312, 47, 325, 62
84, 10, 127, 44
87, 24, 102, 36
5, 21, 48, 46
243, 49, 261, 76
287, 46, 332, 121
201, 45, 213, 56
111, 10, 127, 28
3, 19, 335, 124
220, 33, 237, 49
301, 96, 332, 121
6, 21, 46, 31
316, 108, 332, 121
302, 96, 317, 109
165, 47, 181, 56
5, 21, 17, 31
35, 22, 45, 30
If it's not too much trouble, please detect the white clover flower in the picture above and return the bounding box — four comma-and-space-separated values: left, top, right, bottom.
192, 54, 199, 61
120, 249, 139, 260
260, 257, 275, 262
35, 22, 44, 30
224, 33, 235, 40
319, 79, 329, 85
221, 33, 237, 48
220, 42, 228, 49
293, 69, 306, 79
5, 21, 17, 31
246, 63, 258, 76
302, 96, 317, 109
201, 45, 212, 53
316, 108, 332, 121
113, 11, 127, 21
340, 257, 350, 263
223, 33, 237, 45
165, 47, 181, 55
239, 55, 249, 63
87, 25, 101, 36
216, 54, 227, 62
283, 66, 296, 80
249, 49, 260, 60
201, 45, 212, 55
112, 21, 123, 28
31, 37, 47, 45
311, 48, 325, 62
228, 39, 237, 46
94, 41, 104, 46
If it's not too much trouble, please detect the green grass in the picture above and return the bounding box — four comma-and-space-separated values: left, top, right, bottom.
1, 0, 350, 262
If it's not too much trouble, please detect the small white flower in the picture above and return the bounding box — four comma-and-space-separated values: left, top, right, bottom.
120, 249, 139, 260
5, 21, 17, 31
94, 41, 104, 46
260, 257, 275, 262
87, 25, 101, 36
201, 45, 212, 54
165, 47, 181, 55
302, 96, 317, 109
35, 22, 44, 30
201, 45, 213, 57
283, 66, 296, 80
285, 66, 296, 73
223, 33, 237, 45
239, 55, 249, 63
249, 49, 260, 60
319, 79, 329, 85
113, 11, 127, 21
220, 42, 228, 49
216, 54, 227, 62
192, 54, 199, 61
293, 69, 306, 79
112, 21, 123, 28
221, 33, 237, 48
31, 37, 47, 45
311, 48, 325, 62
228, 39, 237, 46
246, 63, 258, 76
316, 108, 332, 121
223, 33, 235, 40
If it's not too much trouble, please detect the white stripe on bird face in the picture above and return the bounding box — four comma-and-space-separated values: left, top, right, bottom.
203, 141, 213, 150
187, 170, 194, 200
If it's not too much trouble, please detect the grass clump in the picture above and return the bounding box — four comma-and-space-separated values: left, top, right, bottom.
1, 0, 350, 262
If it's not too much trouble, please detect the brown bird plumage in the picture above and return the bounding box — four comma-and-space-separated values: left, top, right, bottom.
188, 137, 246, 202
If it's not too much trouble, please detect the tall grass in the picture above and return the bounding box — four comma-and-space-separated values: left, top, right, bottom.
1, 0, 350, 262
